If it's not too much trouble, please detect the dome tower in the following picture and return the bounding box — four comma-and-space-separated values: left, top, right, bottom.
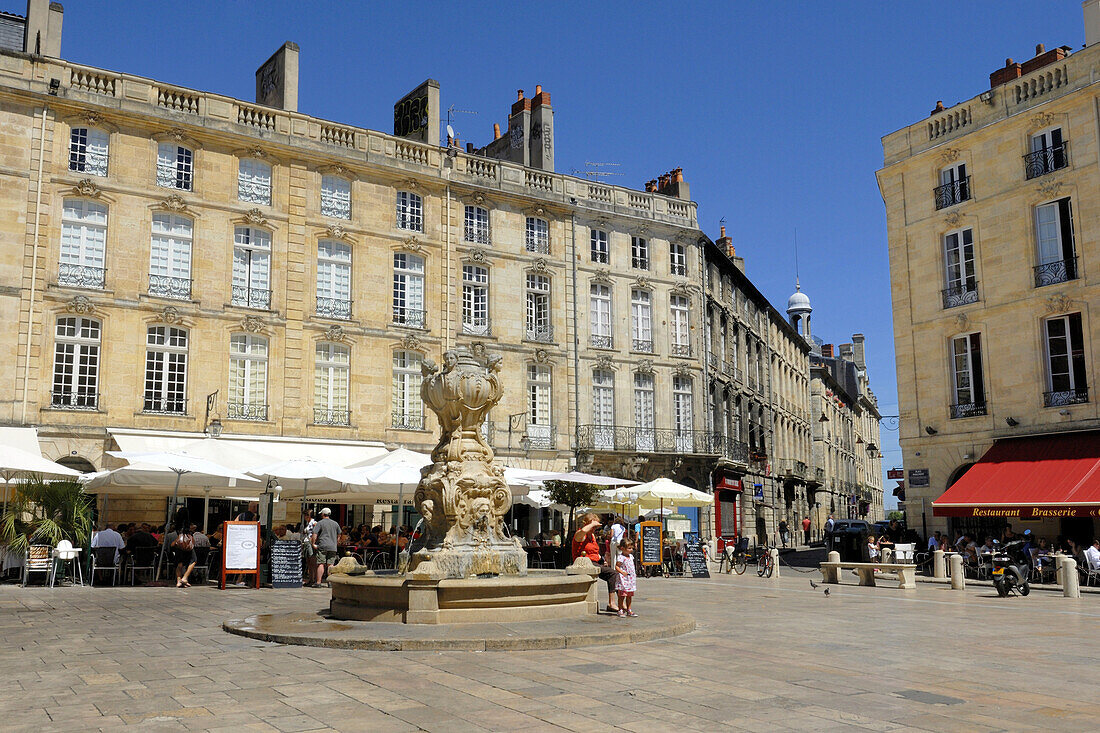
786, 279, 812, 340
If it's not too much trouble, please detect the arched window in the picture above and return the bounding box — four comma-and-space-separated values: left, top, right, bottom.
51, 316, 101, 410
314, 342, 350, 425
157, 143, 193, 190
59, 198, 107, 289
464, 205, 490, 244
320, 175, 351, 219
395, 191, 423, 231
149, 213, 193, 299
228, 334, 268, 421
589, 283, 612, 348
633, 371, 655, 451
527, 365, 553, 449
316, 239, 351, 320
69, 127, 109, 177
461, 264, 490, 335
232, 226, 271, 309
525, 217, 549, 254
630, 289, 653, 353
392, 350, 424, 430
238, 158, 272, 205
525, 273, 551, 342
673, 375, 694, 452
144, 326, 188, 414
392, 252, 425, 327
592, 369, 615, 450
669, 295, 690, 356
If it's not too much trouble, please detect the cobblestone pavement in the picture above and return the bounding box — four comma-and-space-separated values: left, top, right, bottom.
2, 570, 1098, 732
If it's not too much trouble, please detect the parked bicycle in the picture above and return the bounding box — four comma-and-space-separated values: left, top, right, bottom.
720, 537, 750, 575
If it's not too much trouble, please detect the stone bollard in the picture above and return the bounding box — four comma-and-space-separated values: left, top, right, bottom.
1062, 556, 1080, 598
827, 550, 840, 564
949, 554, 965, 590
933, 550, 946, 579
1053, 551, 1065, 585
768, 548, 780, 579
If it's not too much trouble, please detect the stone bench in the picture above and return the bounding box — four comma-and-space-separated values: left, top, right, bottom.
820, 561, 916, 589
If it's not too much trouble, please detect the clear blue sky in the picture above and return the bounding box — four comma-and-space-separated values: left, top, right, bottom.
50, 1, 1087, 508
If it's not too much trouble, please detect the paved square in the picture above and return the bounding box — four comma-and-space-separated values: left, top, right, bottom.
1, 571, 1097, 732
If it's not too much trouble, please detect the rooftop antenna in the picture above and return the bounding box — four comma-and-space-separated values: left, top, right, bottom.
571, 161, 622, 181
794, 228, 801, 291
445, 105, 478, 146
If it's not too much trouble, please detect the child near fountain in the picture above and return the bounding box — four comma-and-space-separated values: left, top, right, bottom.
615, 538, 638, 617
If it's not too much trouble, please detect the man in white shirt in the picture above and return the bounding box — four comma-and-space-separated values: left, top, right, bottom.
1085, 540, 1100, 570
91, 523, 125, 562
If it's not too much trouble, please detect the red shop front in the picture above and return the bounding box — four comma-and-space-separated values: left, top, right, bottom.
713, 475, 742, 550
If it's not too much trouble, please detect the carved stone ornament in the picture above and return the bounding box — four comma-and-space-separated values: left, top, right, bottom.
591, 270, 612, 286
533, 348, 552, 364
576, 451, 595, 471
940, 147, 961, 164
467, 248, 488, 263
530, 258, 549, 273
526, 205, 546, 218
67, 295, 95, 314
670, 281, 695, 297
406, 346, 525, 579
165, 127, 187, 143
81, 112, 102, 127
400, 333, 422, 351
325, 325, 346, 342
74, 179, 100, 197
245, 208, 267, 226
635, 359, 654, 375
163, 193, 186, 211
325, 223, 347, 240
1045, 293, 1072, 314
400, 236, 425, 254
594, 354, 616, 371
399, 178, 421, 191
248, 148, 266, 160
472, 193, 486, 205
1037, 178, 1064, 197
160, 306, 181, 324
633, 277, 653, 290
673, 363, 693, 377
635, 223, 650, 235
468, 342, 487, 359
241, 315, 265, 333
1028, 111, 1057, 134
953, 312, 970, 331
943, 211, 963, 228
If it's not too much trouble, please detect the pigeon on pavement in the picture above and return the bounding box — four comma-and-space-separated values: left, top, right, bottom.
809, 579, 819, 590
824, 587, 830, 597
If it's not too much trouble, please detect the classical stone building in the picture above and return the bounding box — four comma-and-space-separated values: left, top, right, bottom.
877, 3, 1100, 539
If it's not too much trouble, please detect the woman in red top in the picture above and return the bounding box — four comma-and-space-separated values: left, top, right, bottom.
572, 512, 618, 613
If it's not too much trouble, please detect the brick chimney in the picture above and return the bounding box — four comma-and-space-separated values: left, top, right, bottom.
989, 58, 1022, 88
654, 167, 691, 200
990, 44, 1070, 88
822, 344, 834, 358
851, 333, 866, 370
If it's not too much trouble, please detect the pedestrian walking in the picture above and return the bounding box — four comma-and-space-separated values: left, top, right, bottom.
615, 538, 638, 617
801, 516, 812, 545
310, 507, 340, 587
778, 519, 790, 548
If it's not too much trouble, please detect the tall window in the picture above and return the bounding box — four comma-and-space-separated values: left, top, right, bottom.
935, 162, 969, 209
950, 333, 985, 418
320, 175, 351, 219
525, 217, 549, 254
462, 264, 490, 335
1044, 313, 1088, 406
69, 128, 108, 177
232, 226, 271, 309
144, 326, 187, 414
633, 372, 655, 451
592, 369, 615, 449
392, 350, 423, 429
149, 213, 192, 299
59, 198, 107, 289
673, 375, 694, 451
1026, 127, 1067, 179
464, 205, 490, 244
396, 191, 423, 231
590, 229, 609, 264
631, 289, 653, 353
590, 283, 612, 348
314, 342, 350, 425
527, 365, 552, 448
157, 143, 193, 190
392, 252, 425, 328
1034, 198, 1077, 286
238, 158, 271, 205
670, 295, 690, 356
631, 236, 649, 270
943, 228, 977, 307
316, 239, 351, 320
669, 242, 687, 276
526, 274, 551, 342
228, 334, 268, 420
51, 316, 100, 409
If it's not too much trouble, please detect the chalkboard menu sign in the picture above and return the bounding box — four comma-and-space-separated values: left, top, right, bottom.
684, 542, 710, 578
640, 521, 663, 566
270, 540, 303, 589
219, 521, 261, 589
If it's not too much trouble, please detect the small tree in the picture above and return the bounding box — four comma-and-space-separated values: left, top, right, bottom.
887, 509, 906, 523
544, 480, 602, 546
0, 476, 93, 555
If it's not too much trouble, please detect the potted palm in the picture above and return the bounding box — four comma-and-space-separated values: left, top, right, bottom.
0, 476, 93, 556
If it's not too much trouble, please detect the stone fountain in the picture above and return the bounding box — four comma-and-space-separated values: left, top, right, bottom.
328, 347, 598, 624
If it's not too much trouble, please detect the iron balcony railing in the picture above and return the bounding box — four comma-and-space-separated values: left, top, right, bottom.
231, 285, 270, 310
392, 306, 426, 329
670, 343, 692, 357
142, 396, 187, 415
392, 412, 425, 430
590, 334, 613, 349
316, 296, 352, 320
58, 263, 106, 289
461, 316, 491, 336
1034, 258, 1078, 288
942, 281, 979, 309
226, 401, 268, 421
631, 256, 649, 270
670, 262, 687, 277
950, 401, 987, 419
577, 424, 747, 459
1024, 142, 1068, 180
1044, 388, 1089, 408
51, 389, 98, 410
524, 426, 556, 450
524, 237, 550, 254
314, 408, 350, 426
526, 324, 554, 343
632, 338, 654, 353
591, 250, 609, 265
148, 274, 192, 300
464, 227, 491, 245
934, 176, 971, 210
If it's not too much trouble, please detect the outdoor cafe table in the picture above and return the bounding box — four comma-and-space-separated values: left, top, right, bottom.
524, 544, 559, 569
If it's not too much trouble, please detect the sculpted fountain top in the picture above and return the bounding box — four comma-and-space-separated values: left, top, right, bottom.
403, 346, 526, 579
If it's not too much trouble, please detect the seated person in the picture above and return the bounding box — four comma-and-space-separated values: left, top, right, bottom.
124, 523, 159, 554
1085, 539, 1100, 570
977, 536, 996, 556
282, 524, 300, 541
91, 523, 125, 563
926, 531, 942, 552
866, 535, 882, 561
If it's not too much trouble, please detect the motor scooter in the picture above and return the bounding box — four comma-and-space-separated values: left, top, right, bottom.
992, 539, 1031, 597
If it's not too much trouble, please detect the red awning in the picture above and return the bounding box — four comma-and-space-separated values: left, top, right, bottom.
932, 431, 1100, 518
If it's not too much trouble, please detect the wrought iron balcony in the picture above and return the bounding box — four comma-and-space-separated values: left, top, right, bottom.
1024, 142, 1068, 179
670, 262, 687, 277
392, 412, 425, 430
632, 338, 654, 353
591, 250, 609, 265
316, 296, 352, 320
320, 196, 351, 220
226, 401, 268, 421
396, 213, 423, 232
238, 180, 271, 205
392, 306, 426, 329
314, 408, 350, 426
1044, 388, 1089, 408
526, 324, 554, 343
950, 401, 987, 419
525, 237, 550, 254
942, 282, 979, 309
670, 343, 692, 358
1034, 258, 1078, 288
142, 397, 187, 415
461, 316, 491, 336
577, 424, 743, 458
51, 389, 98, 410
631, 257, 650, 270
524, 426, 556, 451
590, 334, 613, 349
464, 227, 491, 245
231, 285, 270, 310
148, 274, 192, 300
933, 176, 971, 210
58, 263, 106, 289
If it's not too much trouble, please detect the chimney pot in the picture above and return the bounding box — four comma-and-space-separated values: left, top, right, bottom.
673, 168, 683, 183
493, 123, 501, 140
720, 225, 726, 238
535, 84, 542, 95
517, 89, 524, 101
1035, 43, 1045, 55
1006, 58, 1014, 65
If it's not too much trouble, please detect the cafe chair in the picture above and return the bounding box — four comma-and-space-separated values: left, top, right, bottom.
22, 545, 54, 586
190, 546, 211, 585
90, 546, 120, 587
1082, 556, 1100, 587
50, 540, 84, 587
127, 546, 158, 586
